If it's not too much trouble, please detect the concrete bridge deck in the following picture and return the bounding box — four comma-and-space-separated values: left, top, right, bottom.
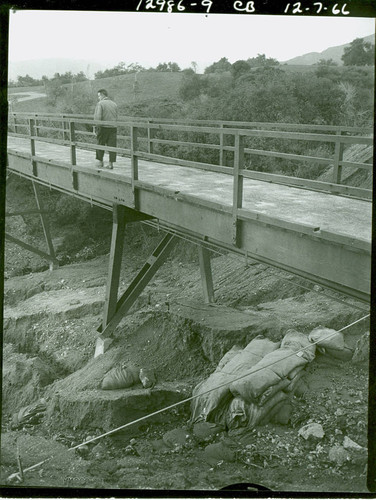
7, 135, 372, 302
7, 136, 372, 242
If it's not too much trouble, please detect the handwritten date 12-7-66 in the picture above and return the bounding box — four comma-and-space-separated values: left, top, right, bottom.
136, 0, 213, 12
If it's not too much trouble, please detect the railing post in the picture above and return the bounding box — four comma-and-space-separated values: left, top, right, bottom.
333, 130, 344, 185
147, 120, 154, 154
34, 114, 39, 137
219, 124, 225, 166
12, 113, 17, 134
62, 115, 68, 142
29, 118, 37, 176
232, 132, 244, 247
131, 125, 139, 209
69, 120, 77, 166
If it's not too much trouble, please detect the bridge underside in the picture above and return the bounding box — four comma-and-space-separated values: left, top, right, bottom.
7, 148, 371, 304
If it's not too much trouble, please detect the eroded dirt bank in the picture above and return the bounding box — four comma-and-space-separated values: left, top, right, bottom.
1, 251, 370, 493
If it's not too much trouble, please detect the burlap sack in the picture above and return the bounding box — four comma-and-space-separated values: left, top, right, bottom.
191, 337, 279, 423
101, 363, 140, 390
308, 326, 345, 350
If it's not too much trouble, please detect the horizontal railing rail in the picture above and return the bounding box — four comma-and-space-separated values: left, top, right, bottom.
8, 111, 373, 135
7, 113, 373, 222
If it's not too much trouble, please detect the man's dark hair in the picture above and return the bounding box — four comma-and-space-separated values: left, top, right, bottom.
98, 89, 108, 96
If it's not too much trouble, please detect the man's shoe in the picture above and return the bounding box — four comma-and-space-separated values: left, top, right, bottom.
96, 160, 104, 168
106, 162, 114, 170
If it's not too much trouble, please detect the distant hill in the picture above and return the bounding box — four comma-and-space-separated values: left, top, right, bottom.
282, 33, 375, 65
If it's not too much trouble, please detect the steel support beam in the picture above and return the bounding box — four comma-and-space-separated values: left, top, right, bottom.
102, 204, 127, 328
5, 233, 58, 264
32, 181, 58, 270
5, 181, 58, 269
198, 244, 214, 303
6, 210, 49, 217
99, 232, 177, 340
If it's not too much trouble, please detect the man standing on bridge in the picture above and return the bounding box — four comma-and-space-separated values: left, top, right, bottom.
94, 89, 118, 169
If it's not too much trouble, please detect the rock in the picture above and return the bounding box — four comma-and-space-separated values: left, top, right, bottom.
151, 439, 171, 453
328, 445, 350, 466
163, 428, 190, 448
298, 423, 325, 441
342, 436, 367, 465
193, 421, 222, 442
94, 336, 113, 358
352, 332, 369, 363
203, 441, 236, 465
92, 442, 107, 458
139, 368, 156, 389
76, 444, 90, 457
343, 436, 364, 450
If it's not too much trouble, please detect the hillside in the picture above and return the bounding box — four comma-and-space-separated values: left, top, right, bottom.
8, 58, 108, 81
87, 71, 184, 106
10, 71, 184, 113
282, 33, 375, 65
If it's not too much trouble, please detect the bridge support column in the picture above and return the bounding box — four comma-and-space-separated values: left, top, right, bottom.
198, 245, 214, 303
102, 204, 127, 329
95, 232, 177, 356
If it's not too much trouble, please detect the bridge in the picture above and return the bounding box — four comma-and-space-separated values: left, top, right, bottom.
6, 112, 373, 351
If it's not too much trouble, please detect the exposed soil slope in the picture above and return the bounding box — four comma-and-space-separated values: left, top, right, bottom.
1, 247, 370, 493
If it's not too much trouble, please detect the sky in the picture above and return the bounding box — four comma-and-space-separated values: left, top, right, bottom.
8, 10, 375, 73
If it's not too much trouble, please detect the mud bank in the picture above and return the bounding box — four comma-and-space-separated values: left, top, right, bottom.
1, 253, 370, 492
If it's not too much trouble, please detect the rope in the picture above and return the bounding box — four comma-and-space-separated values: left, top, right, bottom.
7, 313, 369, 483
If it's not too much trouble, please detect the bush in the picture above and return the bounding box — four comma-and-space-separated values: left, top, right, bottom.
54, 196, 85, 226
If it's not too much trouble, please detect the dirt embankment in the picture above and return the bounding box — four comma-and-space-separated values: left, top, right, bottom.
1, 242, 370, 492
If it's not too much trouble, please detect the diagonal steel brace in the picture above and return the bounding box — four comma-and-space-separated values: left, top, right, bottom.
99, 232, 178, 339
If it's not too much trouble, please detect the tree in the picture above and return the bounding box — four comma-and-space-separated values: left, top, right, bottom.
167, 62, 181, 72
316, 58, 338, 66
126, 63, 145, 73
342, 38, 375, 66
156, 62, 169, 72
179, 69, 203, 100
247, 54, 279, 68
16, 74, 41, 87
204, 57, 232, 74
202, 72, 233, 98
190, 61, 198, 73
315, 59, 340, 79
45, 78, 66, 105
156, 62, 180, 72
75, 71, 89, 82
231, 60, 251, 79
